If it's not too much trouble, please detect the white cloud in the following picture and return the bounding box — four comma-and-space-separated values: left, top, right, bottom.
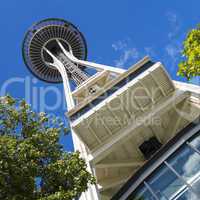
165, 44, 180, 58
112, 39, 139, 68
112, 40, 128, 51
164, 11, 183, 73
167, 11, 178, 24
166, 11, 181, 39
165, 43, 181, 72
112, 40, 157, 68
144, 46, 156, 58
114, 48, 139, 67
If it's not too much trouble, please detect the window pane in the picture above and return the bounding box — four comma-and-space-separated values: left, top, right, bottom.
176, 189, 198, 200
189, 132, 200, 151
190, 176, 200, 199
168, 144, 200, 182
146, 164, 185, 199
130, 186, 156, 200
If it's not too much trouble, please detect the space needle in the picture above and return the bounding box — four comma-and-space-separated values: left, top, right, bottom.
22, 18, 200, 200
22, 18, 125, 200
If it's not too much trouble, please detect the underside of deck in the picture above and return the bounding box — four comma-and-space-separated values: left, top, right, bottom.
67, 58, 200, 199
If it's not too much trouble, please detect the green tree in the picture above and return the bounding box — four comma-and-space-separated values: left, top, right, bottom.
178, 24, 200, 80
0, 95, 95, 200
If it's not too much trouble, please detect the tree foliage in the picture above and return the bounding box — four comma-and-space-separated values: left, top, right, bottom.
0, 95, 95, 200
178, 24, 200, 79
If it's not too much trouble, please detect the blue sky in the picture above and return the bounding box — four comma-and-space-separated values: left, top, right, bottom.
0, 0, 199, 151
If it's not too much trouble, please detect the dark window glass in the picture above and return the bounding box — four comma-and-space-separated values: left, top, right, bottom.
146, 164, 185, 199
123, 130, 200, 200
175, 189, 197, 200
168, 142, 200, 182
189, 131, 200, 151
130, 186, 155, 200
190, 176, 200, 199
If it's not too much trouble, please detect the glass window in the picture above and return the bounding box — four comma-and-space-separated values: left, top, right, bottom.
175, 189, 197, 200
130, 186, 156, 200
190, 175, 200, 199
146, 164, 185, 200
189, 131, 200, 151
123, 130, 200, 200
167, 144, 200, 183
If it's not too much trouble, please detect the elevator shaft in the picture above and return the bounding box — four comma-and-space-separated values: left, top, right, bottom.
57, 52, 89, 85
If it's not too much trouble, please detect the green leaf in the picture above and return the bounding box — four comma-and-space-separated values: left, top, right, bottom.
178, 24, 200, 79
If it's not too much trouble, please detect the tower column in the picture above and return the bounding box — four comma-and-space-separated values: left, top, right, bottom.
43, 47, 100, 200
22, 18, 124, 200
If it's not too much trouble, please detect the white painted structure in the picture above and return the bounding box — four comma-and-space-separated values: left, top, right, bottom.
44, 40, 200, 200
22, 18, 200, 200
